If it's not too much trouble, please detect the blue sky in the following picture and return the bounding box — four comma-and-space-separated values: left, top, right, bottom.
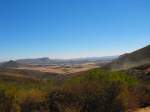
0, 0, 150, 61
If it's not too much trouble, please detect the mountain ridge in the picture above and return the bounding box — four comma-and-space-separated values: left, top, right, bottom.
103, 45, 150, 70
1, 56, 117, 66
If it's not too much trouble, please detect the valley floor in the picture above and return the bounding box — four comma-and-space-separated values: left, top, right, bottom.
15, 63, 99, 74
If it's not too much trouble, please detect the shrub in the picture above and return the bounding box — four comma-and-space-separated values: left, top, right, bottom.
48, 69, 138, 112
19, 89, 47, 112
135, 84, 150, 107
0, 88, 19, 112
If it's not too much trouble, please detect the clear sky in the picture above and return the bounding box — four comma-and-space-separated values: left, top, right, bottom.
0, 0, 150, 61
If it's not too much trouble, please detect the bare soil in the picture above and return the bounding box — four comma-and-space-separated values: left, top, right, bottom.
134, 107, 150, 112
15, 63, 99, 74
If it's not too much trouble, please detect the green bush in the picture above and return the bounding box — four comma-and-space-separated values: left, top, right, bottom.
48, 69, 138, 112
0, 69, 146, 112
135, 84, 150, 107
0, 88, 19, 112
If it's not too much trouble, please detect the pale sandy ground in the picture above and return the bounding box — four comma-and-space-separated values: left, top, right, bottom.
134, 107, 150, 112
15, 63, 99, 74
146, 68, 150, 72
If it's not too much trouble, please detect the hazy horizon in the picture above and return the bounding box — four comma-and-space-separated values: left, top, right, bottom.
0, 0, 150, 61
0, 44, 149, 62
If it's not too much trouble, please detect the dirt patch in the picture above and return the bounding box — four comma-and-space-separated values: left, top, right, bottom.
15, 63, 99, 74
134, 107, 150, 112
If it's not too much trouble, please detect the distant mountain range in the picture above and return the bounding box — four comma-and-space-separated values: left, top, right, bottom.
16, 56, 117, 65
0, 56, 117, 68
1, 45, 150, 70
103, 45, 150, 70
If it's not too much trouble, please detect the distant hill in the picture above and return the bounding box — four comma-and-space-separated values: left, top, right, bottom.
103, 45, 150, 70
0, 68, 66, 83
0, 60, 22, 68
14, 56, 117, 66
16, 57, 52, 65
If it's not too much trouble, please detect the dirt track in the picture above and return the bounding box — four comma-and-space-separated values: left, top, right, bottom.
134, 107, 150, 112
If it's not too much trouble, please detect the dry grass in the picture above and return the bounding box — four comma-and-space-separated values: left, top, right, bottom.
15, 63, 99, 74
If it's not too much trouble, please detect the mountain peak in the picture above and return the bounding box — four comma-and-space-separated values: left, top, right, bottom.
37, 57, 50, 61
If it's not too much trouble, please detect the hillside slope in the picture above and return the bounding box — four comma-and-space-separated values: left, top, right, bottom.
0, 60, 23, 68
0, 68, 66, 84
103, 45, 150, 70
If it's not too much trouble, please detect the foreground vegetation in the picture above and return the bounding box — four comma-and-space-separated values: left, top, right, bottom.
0, 69, 149, 112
